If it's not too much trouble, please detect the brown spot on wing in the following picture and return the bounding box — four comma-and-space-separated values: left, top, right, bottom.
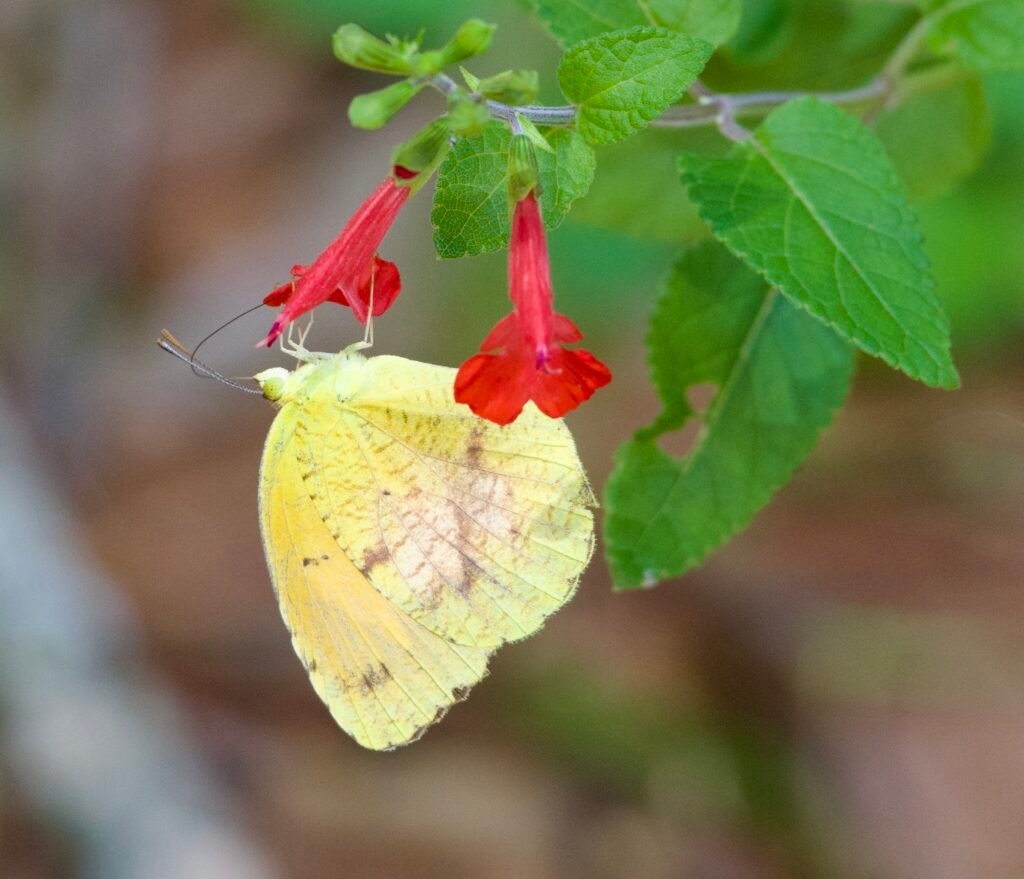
360, 543, 391, 575
360, 664, 392, 693
466, 423, 484, 467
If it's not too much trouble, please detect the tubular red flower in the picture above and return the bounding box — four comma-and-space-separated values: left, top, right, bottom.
455, 192, 611, 425
260, 171, 411, 347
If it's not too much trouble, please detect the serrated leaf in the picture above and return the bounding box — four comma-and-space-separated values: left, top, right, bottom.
604, 243, 854, 589
646, 0, 742, 46
877, 75, 992, 200
431, 123, 596, 258
533, 0, 647, 47
922, 0, 1024, 71
679, 97, 958, 389
532, 0, 741, 46
542, 129, 599, 226
558, 26, 712, 145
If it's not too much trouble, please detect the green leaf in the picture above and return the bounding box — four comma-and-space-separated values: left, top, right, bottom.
877, 75, 992, 200
570, 129, 711, 241
532, 0, 646, 47
725, 0, 789, 63
531, 0, 740, 46
645, 0, 743, 46
604, 243, 854, 589
922, 0, 1024, 71
679, 97, 958, 389
542, 128, 600, 227
431, 123, 596, 258
558, 26, 713, 145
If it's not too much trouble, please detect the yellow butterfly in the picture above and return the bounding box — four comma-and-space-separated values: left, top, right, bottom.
254, 343, 595, 750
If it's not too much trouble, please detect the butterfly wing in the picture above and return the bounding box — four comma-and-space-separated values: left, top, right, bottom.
259, 409, 490, 750
293, 355, 595, 650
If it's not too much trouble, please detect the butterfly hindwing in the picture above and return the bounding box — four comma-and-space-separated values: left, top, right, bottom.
259, 411, 490, 750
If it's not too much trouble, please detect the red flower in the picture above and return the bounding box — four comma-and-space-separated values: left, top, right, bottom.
455, 192, 611, 425
260, 168, 413, 347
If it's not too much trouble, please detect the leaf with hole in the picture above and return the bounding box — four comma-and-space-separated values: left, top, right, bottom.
604, 243, 854, 589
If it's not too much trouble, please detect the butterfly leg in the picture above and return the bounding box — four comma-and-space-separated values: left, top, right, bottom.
296, 312, 315, 349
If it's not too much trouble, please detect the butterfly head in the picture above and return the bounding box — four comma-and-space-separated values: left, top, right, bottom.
255, 343, 370, 404
254, 366, 295, 402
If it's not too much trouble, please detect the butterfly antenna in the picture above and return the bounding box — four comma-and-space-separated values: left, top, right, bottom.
157, 329, 263, 395
189, 302, 264, 377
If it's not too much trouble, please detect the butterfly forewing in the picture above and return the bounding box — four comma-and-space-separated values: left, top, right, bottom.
292, 355, 596, 650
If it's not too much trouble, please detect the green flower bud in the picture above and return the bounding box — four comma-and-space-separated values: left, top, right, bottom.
409, 50, 445, 77
333, 24, 414, 75
508, 134, 539, 202
392, 118, 452, 193
476, 70, 540, 105
438, 19, 495, 67
446, 93, 492, 138
348, 80, 423, 130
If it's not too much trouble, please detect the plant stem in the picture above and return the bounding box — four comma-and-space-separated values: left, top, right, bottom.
655, 75, 890, 137
431, 74, 576, 124
882, 14, 935, 84
430, 11, 943, 137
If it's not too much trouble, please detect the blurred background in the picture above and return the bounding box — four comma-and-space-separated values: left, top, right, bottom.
1, 1, 1023, 877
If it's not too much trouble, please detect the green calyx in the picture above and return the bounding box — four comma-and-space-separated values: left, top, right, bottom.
348, 79, 423, 130
334, 19, 496, 81
438, 19, 496, 67
508, 133, 539, 202
332, 24, 417, 75
409, 19, 496, 76
447, 92, 492, 138
392, 118, 452, 194
472, 69, 540, 105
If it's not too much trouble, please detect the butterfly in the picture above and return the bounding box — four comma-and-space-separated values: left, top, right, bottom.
254, 342, 595, 749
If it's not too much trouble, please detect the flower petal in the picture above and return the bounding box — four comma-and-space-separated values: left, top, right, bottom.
479, 313, 519, 351
529, 347, 612, 419
454, 350, 533, 426
347, 255, 402, 323
552, 312, 583, 344
263, 281, 293, 308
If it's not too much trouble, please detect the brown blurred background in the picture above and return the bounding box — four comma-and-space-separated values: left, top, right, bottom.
2, 1, 1024, 877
